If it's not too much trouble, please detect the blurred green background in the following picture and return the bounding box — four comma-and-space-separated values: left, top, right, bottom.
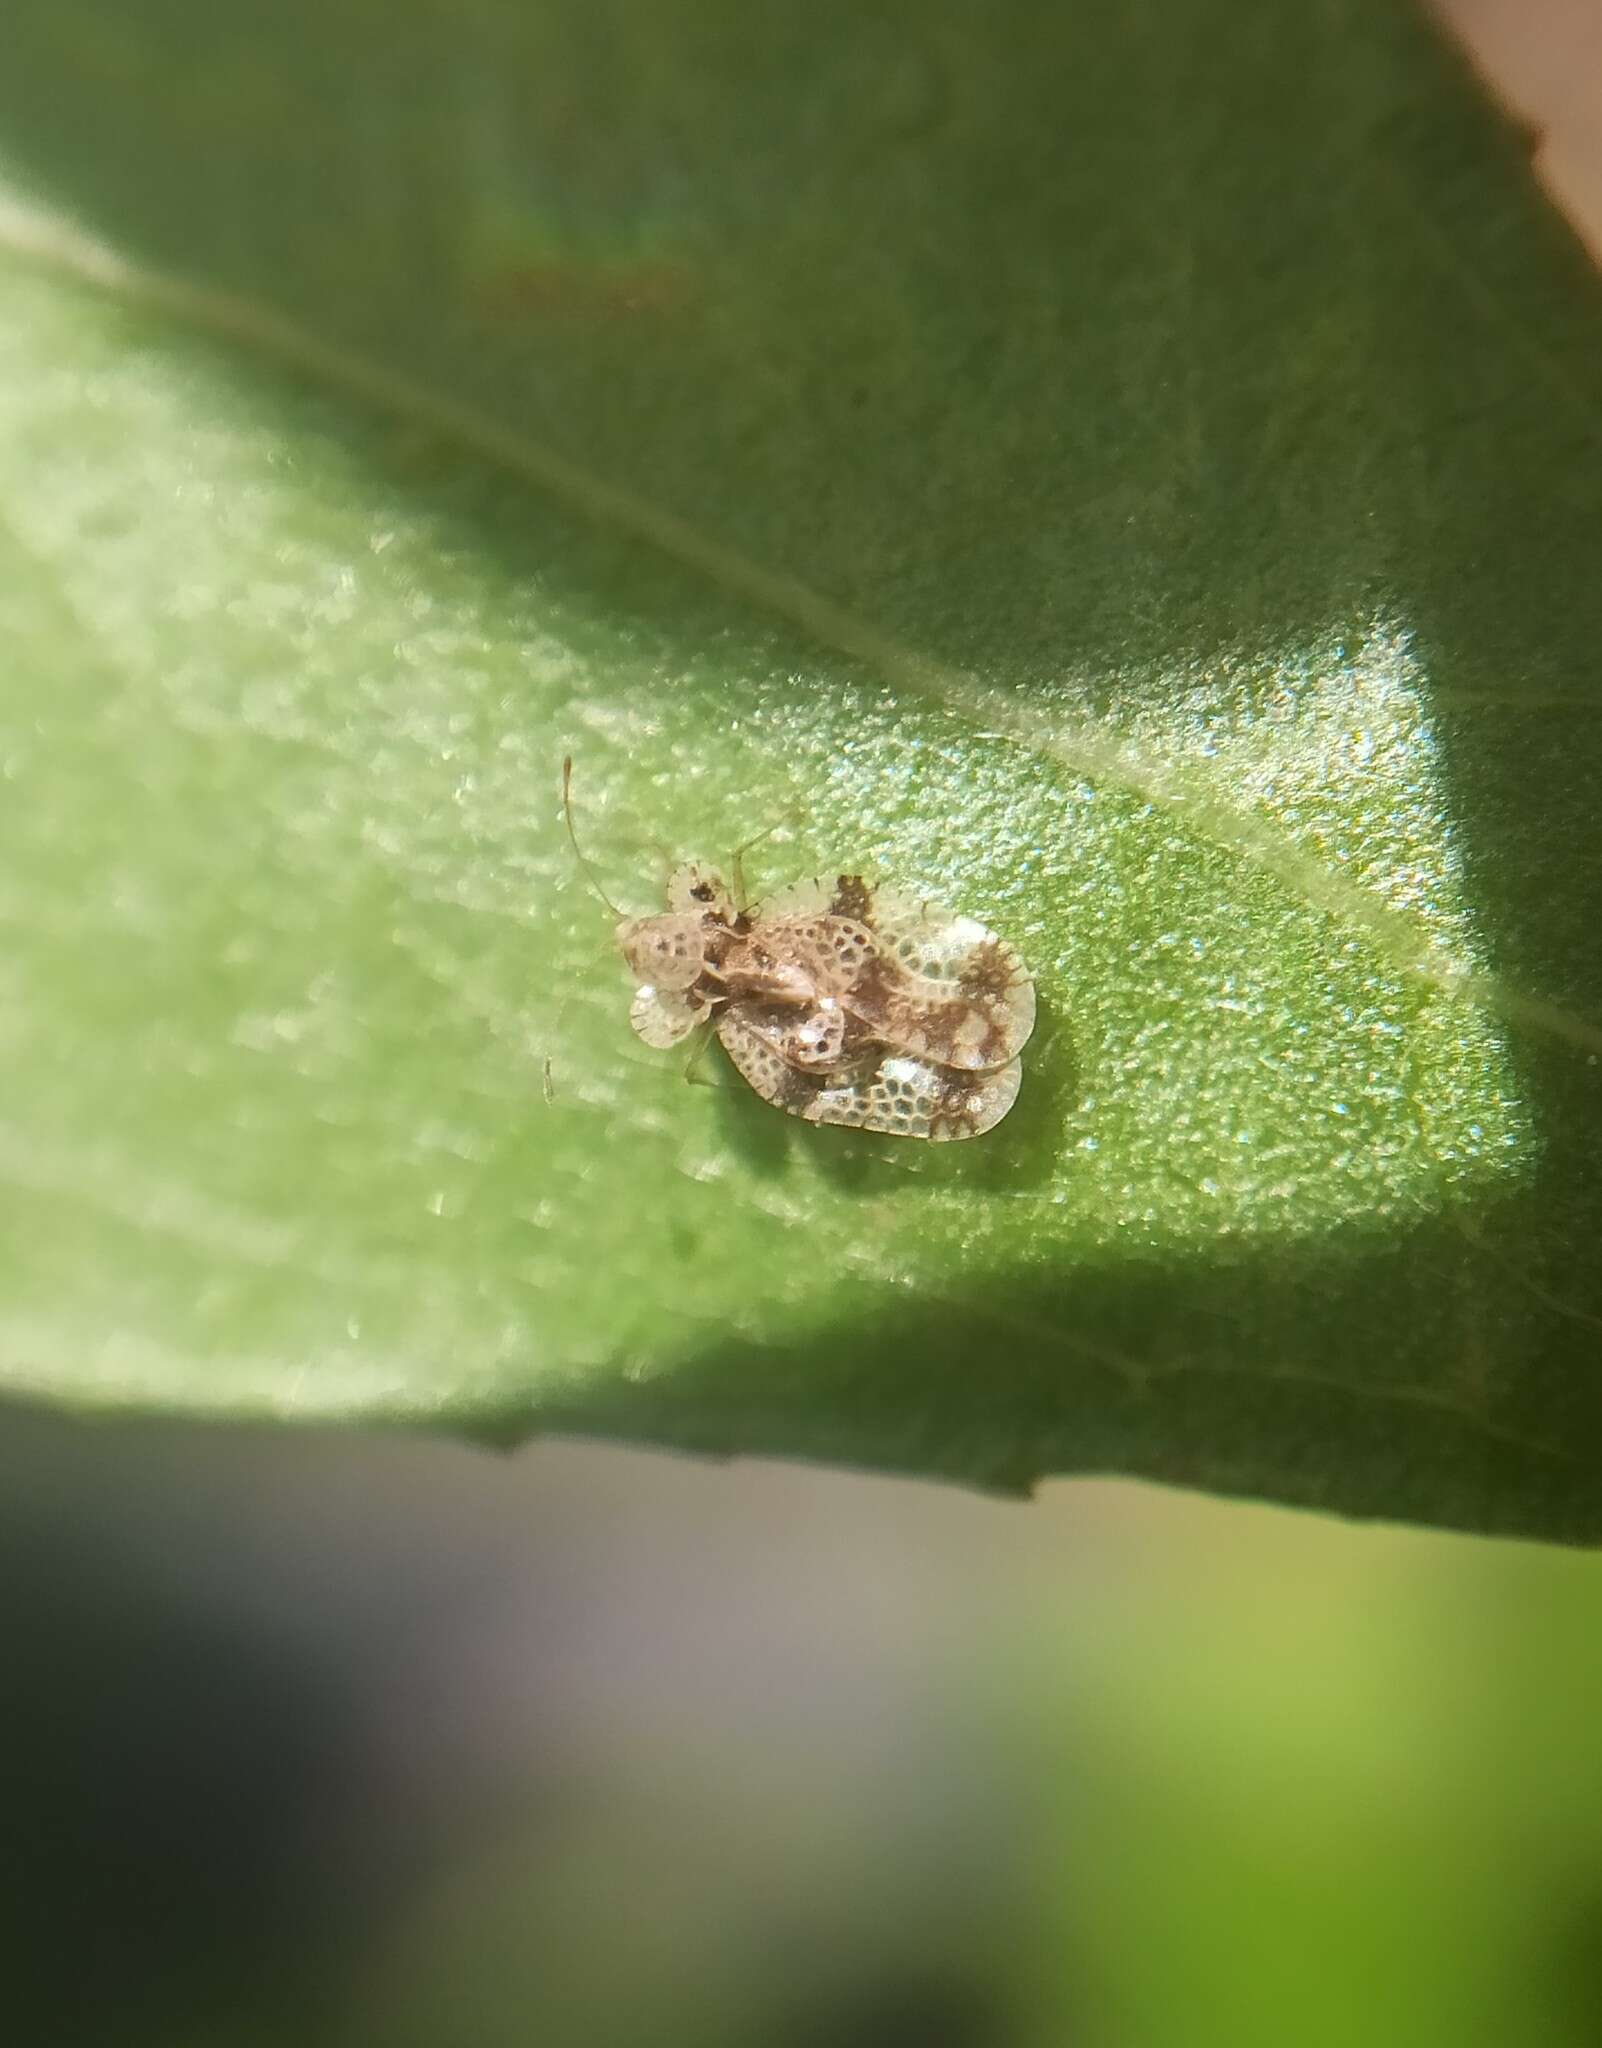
8, 1412, 1602, 2048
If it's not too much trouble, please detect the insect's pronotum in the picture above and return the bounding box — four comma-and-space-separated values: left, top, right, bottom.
563, 761, 1036, 1140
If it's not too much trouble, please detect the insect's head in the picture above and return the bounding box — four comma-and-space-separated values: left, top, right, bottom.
616, 912, 708, 993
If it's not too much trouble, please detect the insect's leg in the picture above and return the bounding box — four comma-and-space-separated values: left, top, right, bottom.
682, 1019, 726, 1089
728, 802, 805, 910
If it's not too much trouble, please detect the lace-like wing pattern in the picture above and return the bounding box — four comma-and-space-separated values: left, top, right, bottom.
618, 866, 1036, 1142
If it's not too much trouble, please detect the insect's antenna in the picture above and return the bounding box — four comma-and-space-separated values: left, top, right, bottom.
561, 757, 627, 919
729, 800, 804, 865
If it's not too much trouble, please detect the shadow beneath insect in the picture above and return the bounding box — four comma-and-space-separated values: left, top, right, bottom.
703, 1036, 801, 1178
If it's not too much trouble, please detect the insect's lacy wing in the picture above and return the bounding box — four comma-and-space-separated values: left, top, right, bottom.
751, 876, 834, 920
629, 984, 707, 1049
715, 1009, 824, 1115
762, 915, 879, 997
759, 871, 890, 921
806, 1050, 1023, 1141
852, 887, 1036, 1070
726, 999, 847, 1071
745, 876, 881, 996
664, 861, 735, 918
717, 1014, 1023, 1140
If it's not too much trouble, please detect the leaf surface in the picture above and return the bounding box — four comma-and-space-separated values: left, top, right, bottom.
2, 0, 1601, 1539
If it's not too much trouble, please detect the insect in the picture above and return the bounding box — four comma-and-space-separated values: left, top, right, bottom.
562, 761, 1035, 1141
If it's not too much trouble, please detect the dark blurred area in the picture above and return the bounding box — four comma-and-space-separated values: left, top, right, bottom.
1, 1411, 1037, 2048
6, 1406, 1602, 2048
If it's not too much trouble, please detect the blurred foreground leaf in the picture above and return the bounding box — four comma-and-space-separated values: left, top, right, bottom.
1, 0, 1601, 1540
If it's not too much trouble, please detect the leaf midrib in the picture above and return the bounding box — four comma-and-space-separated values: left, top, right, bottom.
0, 185, 1597, 1065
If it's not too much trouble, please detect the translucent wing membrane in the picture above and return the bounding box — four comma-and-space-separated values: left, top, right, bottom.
629, 984, 708, 1049
752, 876, 836, 920
665, 861, 735, 919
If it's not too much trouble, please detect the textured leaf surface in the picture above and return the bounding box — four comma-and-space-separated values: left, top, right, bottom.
1, 0, 1601, 1539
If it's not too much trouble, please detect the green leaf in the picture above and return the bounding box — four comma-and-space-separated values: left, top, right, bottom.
2, 0, 1601, 1542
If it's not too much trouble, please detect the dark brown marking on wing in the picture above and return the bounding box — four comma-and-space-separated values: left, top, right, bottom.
844, 948, 1010, 1069
839, 1009, 883, 1060
928, 1066, 985, 1140
830, 873, 874, 923
838, 950, 924, 1046
691, 976, 729, 1018
845, 950, 900, 1012
684, 927, 732, 1014
919, 998, 1010, 1069
958, 937, 1022, 1002
774, 1062, 828, 1113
